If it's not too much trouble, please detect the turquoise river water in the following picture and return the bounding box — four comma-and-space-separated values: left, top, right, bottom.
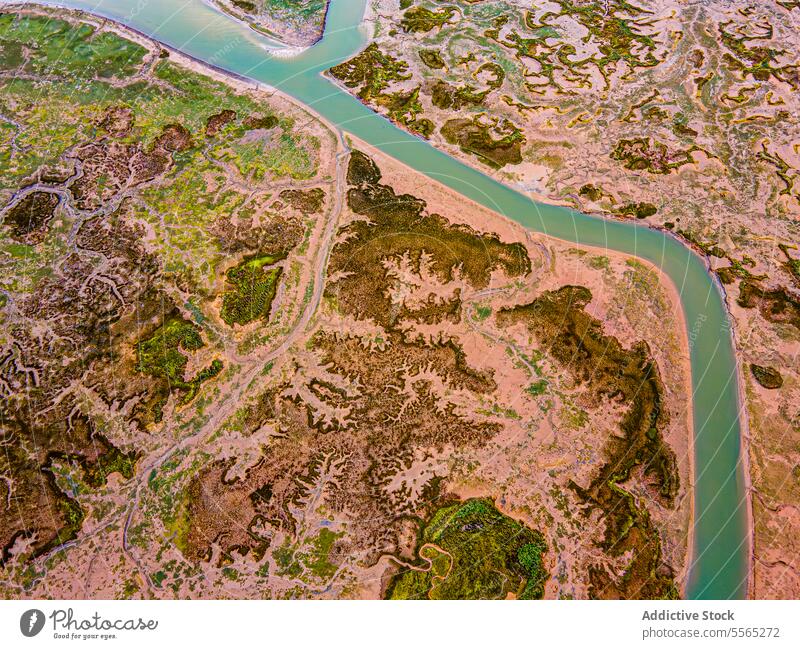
27, 0, 749, 598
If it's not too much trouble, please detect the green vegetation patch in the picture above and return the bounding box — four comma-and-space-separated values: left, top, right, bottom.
136, 313, 223, 420
48, 430, 138, 490
55, 494, 85, 547
401, 5, 455, 33
611, 138, 697, 174
329, 44, 433, 137
419, 49, 446, 69
81, 443, 138, 487
429, 79, 487, 111
327, 151, 530, 328
3, 190, 59, 239
232, 1, 257, 12
274, 528, 343, 582
330, 43, 410, 98
386, 498, 548, 600
220, 253, 285, 326
279, 187, 325, 213
737, 281, 800, 331
750, 363, 783, 389
345, 148, 381, 185
616, 201, 657, 219
0, 13, 146, 79
526, 379, 548, 396
779, 244, 800, 286
474, 305, 492, 320
579, 183, 604, 201
476, 62, 505, 89
498, 286, 678, 599
441, 117, 524, 169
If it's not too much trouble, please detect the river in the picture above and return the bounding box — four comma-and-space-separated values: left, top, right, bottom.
21, 0, 749, 599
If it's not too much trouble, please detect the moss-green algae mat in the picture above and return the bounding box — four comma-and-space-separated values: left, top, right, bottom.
37, 0, 748, 599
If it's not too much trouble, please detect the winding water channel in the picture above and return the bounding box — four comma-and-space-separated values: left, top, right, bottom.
27, 0, 749, 598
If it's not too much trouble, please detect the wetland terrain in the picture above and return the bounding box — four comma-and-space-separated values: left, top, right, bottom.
0, 6, 697, 599
2, 0, 796, 600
